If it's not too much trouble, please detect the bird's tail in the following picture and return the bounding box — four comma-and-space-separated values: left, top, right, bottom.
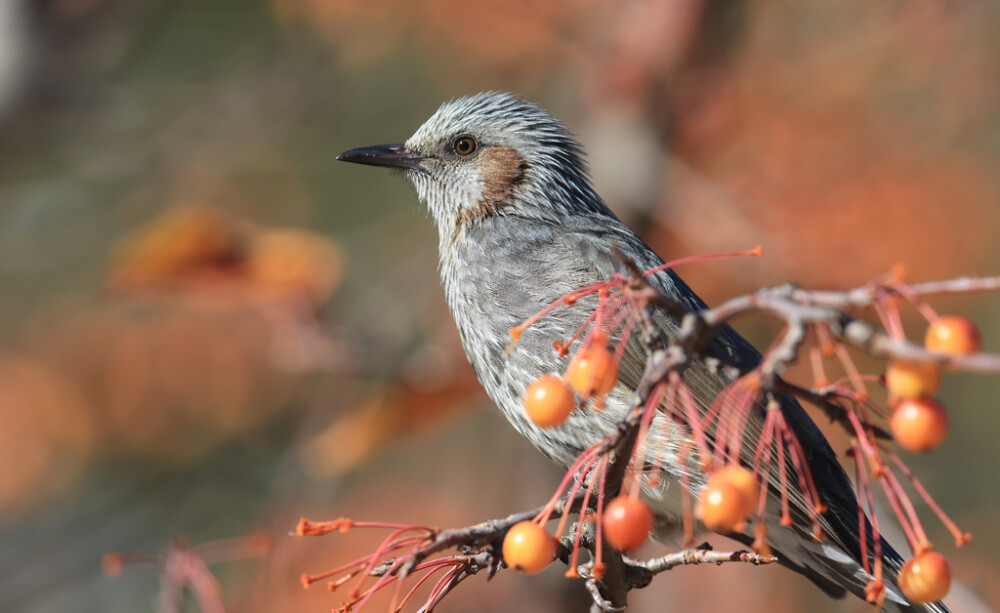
741, 387, 950, 613
759, 506, 949, 613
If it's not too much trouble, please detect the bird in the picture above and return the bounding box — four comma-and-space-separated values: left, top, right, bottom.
337, 91, 946, 612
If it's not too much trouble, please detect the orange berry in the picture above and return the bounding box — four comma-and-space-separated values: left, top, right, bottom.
885, 360, 941, 400
890, 397, 949, 453
567, 345, 618, 398
523, 375, 575, 427
711, 466, 759, 518
697, 481, 748, 533
899, 551, 951, 604
925, 315, 982, 356
602, 496, 654, 551
502, 521, 555, 574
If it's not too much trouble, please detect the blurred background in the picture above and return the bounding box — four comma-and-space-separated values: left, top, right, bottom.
1, 1, 998, 612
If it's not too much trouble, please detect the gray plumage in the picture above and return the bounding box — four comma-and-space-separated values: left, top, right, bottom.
338, 91, 947, 612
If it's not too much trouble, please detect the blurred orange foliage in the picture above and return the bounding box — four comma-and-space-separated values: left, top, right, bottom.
652, 2, 1000, 291
108, 205, 343, 309
271, 0, 614, 78
299, 372, 480, 478
22, 303, 297, 461
0, 353, 93, 518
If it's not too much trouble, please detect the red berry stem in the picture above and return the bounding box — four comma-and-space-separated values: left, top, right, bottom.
676, 442, 697, 546
553, 456, 600, 540
885, 450, 972, 547
641, 246, 763, 278
851, 443, 886, 606
594, 456, 610, 576
886, 278, 939, 323
567, 459, 600, 578
675, 377, 713, 467
873, 295, 906, 341
629, 381, 667, 499
834, 341, 870, 402
880, 466, 931, 553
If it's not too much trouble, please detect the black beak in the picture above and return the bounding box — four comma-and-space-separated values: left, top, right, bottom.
336, 143, 425, 170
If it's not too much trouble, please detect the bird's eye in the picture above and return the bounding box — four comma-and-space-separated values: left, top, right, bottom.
452, 136, 478, 157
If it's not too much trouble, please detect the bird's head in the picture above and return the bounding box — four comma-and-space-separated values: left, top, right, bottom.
338, 92, 608, 234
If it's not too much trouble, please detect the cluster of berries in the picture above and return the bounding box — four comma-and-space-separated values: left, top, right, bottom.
506, 310, 982, 606
881, 315, 980, 604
